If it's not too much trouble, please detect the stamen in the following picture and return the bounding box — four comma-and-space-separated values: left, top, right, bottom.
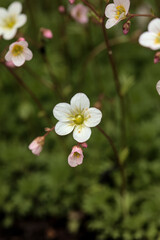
3, 16, 16, 29
73, 152, 80, 158
11, 45, 24, 56
155, 33, 160, 44
74, 114, 84, 125
115, 5, 126, 20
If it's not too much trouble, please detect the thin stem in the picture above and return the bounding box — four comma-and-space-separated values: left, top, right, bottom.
81, 0, 102, 22
97, 126, 126, 196
127, 13, 156, 18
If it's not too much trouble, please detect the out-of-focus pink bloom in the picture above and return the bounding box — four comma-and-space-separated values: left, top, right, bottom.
18, 37, 25, 41
80, 142, 88, 148
123, 21, 130, 35
28, 136, 45, 156
40, 28, 53, 39
5, 61, 15, 68
69, 0, 75, 4
154, 52, 160, 64
5, 41, 33, 67
70, 4, 89, 24
68, 146, 84, 167
58, 5, 65, 13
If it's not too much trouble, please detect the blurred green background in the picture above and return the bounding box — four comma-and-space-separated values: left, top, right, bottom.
1, 0, 160, 239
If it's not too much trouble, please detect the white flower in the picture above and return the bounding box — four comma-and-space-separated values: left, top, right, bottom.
105, 0, 130, 29
5, 41, 33, 67
0, 1, 27, 40
139, 18, 160, 50
53, 93, 102, 143
156, 80, 160, 95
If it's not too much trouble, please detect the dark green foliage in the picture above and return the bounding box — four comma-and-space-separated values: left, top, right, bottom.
0, 0, 160, 239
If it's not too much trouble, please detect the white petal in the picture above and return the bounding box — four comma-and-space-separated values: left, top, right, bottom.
11, 55, 25, 67
5, 51, 12, 61
73, 125, 91, 143
105, 18, 118, 29
70, 93, 90, 112
53, 103, 73, 122
24, 48, 33, 61
19, 41, 28, 47
55, 121, 74, 136
15, 14, 27, 28
0, 8, 7, 19
114, 0, 130, 13
105, 4, 116, 18
148, 18, 160, 34
84, 107, 102, 127
8, 1, 22, 14
139, 32, 160, 50
156, 80, 160, 95
3, 28, 17, 40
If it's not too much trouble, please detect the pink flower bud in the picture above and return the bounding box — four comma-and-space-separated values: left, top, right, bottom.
28, 136, 45, 156
68, 146, 84, 167
58, 5, 65, 13
5, 61, 15, 68
69, 0, 75, 4
80, 142, 88, 148
18, 37, 25, 42
40, 28, 53, 39
123, 21, 131, 35
154, 52, 160, 64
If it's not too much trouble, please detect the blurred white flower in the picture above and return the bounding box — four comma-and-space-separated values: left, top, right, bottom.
139, 18, 160, 50
0, 1, 27, 40
156, 80, 160, 95
105, 0, 130, 29
70, 4, 89, 24
53, 93, 102, 143
5, 41, 33, 67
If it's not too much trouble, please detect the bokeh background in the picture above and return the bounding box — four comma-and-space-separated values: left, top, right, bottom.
1, 0, 160, 239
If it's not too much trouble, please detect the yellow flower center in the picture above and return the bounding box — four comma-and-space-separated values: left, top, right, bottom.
74, 114, 84, 125
155, 33, 160, 44
73, 152, 80, 158
3, 15, 16, 29
12, 45, 24, 56
115, 5, 126, 20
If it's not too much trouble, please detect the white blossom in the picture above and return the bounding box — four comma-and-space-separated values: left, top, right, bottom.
0, 1, 27, 40
105, 0, 130, 29
53, 93, 102, 143
139, 18, 160, 50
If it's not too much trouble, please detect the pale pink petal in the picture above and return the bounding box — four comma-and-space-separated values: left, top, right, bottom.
5, 51, 12, 62
32, 146, 42, 156
148, 18, 160, 34
73, 125, 91, 142
24, 48, 33, 61
55, 121, 74, 136
18, 40, 28, 48
105, 18, 118, 29
105, 4, 116, 18
8, 1, 22, 14
68, 146, 84, 167
84, 107, 102, 127
11, 54, 25, 67
70, 93, 90, 112
53, 103, 73, 122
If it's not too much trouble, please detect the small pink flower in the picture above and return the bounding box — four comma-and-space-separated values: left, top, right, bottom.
58, 5, 65, 13
68, 146, 84, 167
154, 52, 160, 64
70, 4, 89, 24
28, 136, 45, 156
40, 28, 53, 39
69, 0, 75, 4
123, 21, 131, 35
5, 41, 33, 67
